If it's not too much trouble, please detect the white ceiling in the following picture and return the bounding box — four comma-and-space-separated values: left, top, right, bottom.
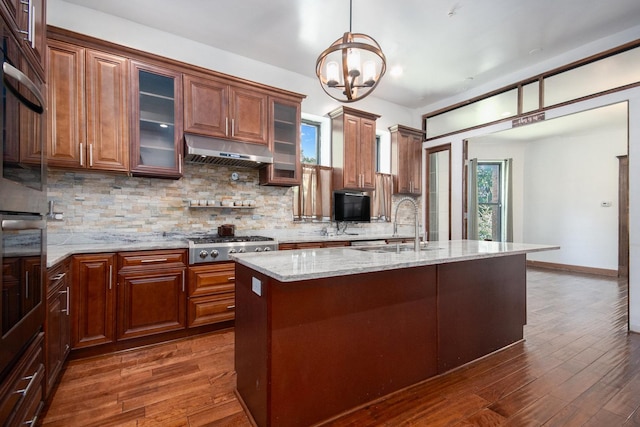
59, 0, 640, 110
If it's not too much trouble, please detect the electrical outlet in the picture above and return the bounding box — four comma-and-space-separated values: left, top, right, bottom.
252, 277, 262, 296
600, 201, 612, 207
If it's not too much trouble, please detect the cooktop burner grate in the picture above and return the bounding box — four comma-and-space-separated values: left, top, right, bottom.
188, 235, 275, 245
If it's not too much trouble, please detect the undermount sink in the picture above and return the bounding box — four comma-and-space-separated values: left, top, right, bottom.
353, 243, 441, 254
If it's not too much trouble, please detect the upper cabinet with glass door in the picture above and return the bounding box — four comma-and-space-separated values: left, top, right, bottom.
260, 95, 304, 186
130, 61, 183, 178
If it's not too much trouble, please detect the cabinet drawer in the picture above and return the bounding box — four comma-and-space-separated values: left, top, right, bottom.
0, 333, 44, 425
118, 250, 186, 269
188, 293, 235, 327
188, 263, 235, 297
47, 259, 70, 295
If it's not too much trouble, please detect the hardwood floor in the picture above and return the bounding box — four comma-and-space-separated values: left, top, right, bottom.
41, 267, 640, 426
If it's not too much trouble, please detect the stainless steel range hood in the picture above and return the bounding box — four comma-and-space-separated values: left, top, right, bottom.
184, 133, 273, 169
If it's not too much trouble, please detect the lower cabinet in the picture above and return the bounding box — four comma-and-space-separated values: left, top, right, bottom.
187, 262, 235, 327
117, 250, 187, 340
0, 333, 45, 426
72, 253, 117, 349
45, 258, 71, 398
71, 249, 187, 350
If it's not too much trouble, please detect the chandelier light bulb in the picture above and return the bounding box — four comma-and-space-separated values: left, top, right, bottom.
362, 60, 376, 86
347, 48, 361, 78
326, 61, 340, 87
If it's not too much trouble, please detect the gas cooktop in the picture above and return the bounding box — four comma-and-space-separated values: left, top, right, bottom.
187, 235, 277, 264
188, 235, 275, 245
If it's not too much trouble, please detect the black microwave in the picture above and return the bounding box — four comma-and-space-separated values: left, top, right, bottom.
333, 192, 371, 223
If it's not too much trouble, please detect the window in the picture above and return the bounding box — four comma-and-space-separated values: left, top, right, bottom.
301, 120, 320, 165
469, 159, 512, 242
294, 119, 330, 222
477, 162, 502, 241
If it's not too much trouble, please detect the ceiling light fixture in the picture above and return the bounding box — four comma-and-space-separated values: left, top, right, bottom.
315, 0, 386, 103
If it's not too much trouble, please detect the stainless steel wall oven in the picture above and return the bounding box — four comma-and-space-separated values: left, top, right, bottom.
0, 15, 46, 379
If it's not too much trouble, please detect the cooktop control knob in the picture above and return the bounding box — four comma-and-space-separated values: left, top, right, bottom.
228, 249, 237, 254
254, 247, 263, 252
210, 249, 219, 258
238, 248, 246, 253
199, 250, 209, 259
264, 247, 271, 251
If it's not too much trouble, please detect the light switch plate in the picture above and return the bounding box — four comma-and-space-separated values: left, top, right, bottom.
252, 277, 262, 296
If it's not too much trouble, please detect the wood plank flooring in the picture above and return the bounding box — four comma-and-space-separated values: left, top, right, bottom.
40, 267, 640, 426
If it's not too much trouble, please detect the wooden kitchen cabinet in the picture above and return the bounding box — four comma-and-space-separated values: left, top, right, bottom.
130, 61, 184, 178
330, 106, 380, 191
187, 262, 236, 327
16, 0, 46, 72
116, 250, 187, 340
183, 73, 269, 145
390, 124, 424, 195
2, 0, 46, 76
260, 96, 304, 186
47, 40, 129, 172
71, 253, 116, 349
45, 258, 71, 398
0, 333, 44, 427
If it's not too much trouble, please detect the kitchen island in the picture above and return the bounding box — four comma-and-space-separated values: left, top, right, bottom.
232, 240, 558, 427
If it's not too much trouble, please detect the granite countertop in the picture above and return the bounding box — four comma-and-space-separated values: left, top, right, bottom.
46, 232, 190, 267
271, 233, 415, 244
47, 240, 189, 268
45, 231, 415, 268
231, 240, 560, 282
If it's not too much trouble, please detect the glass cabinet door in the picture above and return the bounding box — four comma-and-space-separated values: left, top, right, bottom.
130, 62, 183, 178
260, 97, 301, 186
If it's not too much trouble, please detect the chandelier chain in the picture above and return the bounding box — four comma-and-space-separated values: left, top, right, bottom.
349, 0, 353, 33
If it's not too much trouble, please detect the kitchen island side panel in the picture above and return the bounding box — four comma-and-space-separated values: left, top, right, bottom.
234, 265, 270, 427
235, 263, 438, 427
436, 254, 527, 373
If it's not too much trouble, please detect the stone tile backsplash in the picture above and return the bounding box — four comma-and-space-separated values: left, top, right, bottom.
47, 164, 415, 237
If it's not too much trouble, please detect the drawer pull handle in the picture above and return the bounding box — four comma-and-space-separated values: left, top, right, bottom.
141, 258, 168, 263
52, 272, 66, 280
15, 369, 39, 398
60, 287, 70, 315
226, 305, 235, 310
227, 277, 235, 281
23, 401, 44, 426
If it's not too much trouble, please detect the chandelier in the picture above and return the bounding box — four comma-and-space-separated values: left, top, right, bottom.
315, 0, 386, 103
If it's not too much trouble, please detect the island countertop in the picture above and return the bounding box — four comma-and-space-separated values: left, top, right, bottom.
231, 239, 559, 282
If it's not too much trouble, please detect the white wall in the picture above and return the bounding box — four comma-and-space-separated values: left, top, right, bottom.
522, 130, 626, 270
468, 124, 626, 271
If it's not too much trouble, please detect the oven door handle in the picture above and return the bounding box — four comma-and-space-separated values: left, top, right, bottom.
1, 219, 46, 231
2, 61, 44, 114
